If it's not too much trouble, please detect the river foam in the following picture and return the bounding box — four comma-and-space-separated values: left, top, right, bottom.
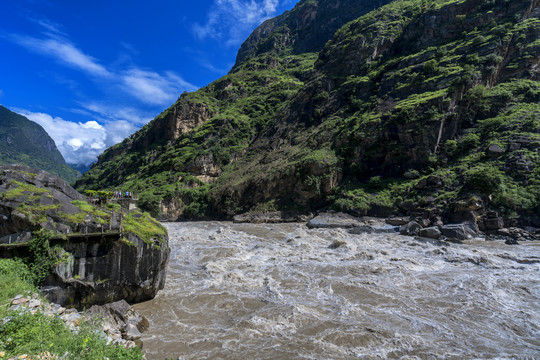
133, 222, 540, 359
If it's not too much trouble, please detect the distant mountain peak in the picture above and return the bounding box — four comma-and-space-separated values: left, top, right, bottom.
0, 105, 80, 183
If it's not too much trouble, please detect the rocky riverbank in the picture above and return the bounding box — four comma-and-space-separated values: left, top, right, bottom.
232, 210, 540, 245
5, 294, 148, 351
306, 212, 540, 244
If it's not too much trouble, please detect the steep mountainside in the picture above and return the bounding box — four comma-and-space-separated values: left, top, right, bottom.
76, 0, 539, 229
0, 106, 80, 183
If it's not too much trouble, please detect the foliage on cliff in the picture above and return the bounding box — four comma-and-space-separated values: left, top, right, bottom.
0, 165, 166, 245
0, 106, 80, 183
75, 0, 539, 223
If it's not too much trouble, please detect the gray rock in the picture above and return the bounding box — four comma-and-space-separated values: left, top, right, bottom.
0, 164, 85, 238
64, 313, 82, 328
400, 221, 422, 236
0, 231, 32, 245
348, 225, 374, 234
441, 224, 468, 240
485, 217, 504, 230
41, 231, 169, 308
372, 225, 400, 233
487, 144, 503, 157
123, 324, 142, 341
385, 217, 410, 226
233, 211, 313, 223
497, 228, 511, 237
28, 299, 41, 308
85, 300, 149, 335
307, 212, 362, 229
419, 227, 442, 239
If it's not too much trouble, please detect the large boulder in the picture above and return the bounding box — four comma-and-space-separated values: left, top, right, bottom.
0, 164, 85, 239
41, 232, 169, 309
441, 224, 468, 240
307, 212, 363, 228
419, 226, 442, 239
399, 221, 422, 236
0, 164, 170, 309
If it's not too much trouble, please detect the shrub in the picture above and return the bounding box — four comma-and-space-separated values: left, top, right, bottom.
459, 133, 480, 152
0, 259, 34, 306
465, 165, 505, 194
0, 312, 143, 359
26, 229, 60, 285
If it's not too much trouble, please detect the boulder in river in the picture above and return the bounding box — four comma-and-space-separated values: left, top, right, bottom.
307, 212, 363, 229
441, 224, 468, 241
419, 227, 442, 239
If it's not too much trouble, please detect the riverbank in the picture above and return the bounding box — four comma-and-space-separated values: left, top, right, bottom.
233, 211, 540, 245
0, 259, 145, 359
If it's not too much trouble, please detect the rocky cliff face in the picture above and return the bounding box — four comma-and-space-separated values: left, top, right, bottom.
0, 106, 80, 183
75, 0, 539, 229
42, 231, 169, 308
0, 164, 85, 241
0, 164, 169, 308
232, 0, 393, 69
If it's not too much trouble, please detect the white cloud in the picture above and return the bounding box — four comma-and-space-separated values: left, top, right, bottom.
5, 28, 197, 106
67, 138, 84, 150
79, 102, 153, 126
0, 89, 4, 98
14, 108, 137, 166
8, 34, 111, 77
81, 121, 102, 130
120, 68, 197, 106
192, 0, 281, 46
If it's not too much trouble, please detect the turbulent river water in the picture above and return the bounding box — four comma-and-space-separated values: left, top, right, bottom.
133, 222, 540, 359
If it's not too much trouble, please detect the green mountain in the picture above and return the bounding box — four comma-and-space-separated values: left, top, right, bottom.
0, 106, 80, 183
75, 0, 539, 227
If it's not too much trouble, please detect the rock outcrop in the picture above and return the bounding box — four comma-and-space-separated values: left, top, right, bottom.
41, 231, 169, 309
0, 164, 169, 308
8, 294, 148, 349
0, 164, 85, 241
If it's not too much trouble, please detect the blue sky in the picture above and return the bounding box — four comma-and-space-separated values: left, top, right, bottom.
0, 0, 296, 166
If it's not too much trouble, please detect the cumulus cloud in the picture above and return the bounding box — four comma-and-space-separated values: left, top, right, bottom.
15, 109, 137, 166
192, 0, 282, 46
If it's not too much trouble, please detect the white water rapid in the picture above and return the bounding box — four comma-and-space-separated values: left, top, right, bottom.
133, 222, 540, 359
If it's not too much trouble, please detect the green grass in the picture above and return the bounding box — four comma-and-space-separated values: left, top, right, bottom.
0, 181, 49, 201
0, 259, 144, 359
122, 210, 167, 244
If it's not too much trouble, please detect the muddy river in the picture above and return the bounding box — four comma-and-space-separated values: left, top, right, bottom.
133, 222, 540, 359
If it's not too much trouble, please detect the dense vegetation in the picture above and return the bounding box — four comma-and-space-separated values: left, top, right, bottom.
0, 258, 144, 359
0, 106, 80, 183
75, 0, 539, 224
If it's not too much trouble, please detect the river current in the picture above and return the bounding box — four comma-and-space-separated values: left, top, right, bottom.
133, 222, 540, 359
